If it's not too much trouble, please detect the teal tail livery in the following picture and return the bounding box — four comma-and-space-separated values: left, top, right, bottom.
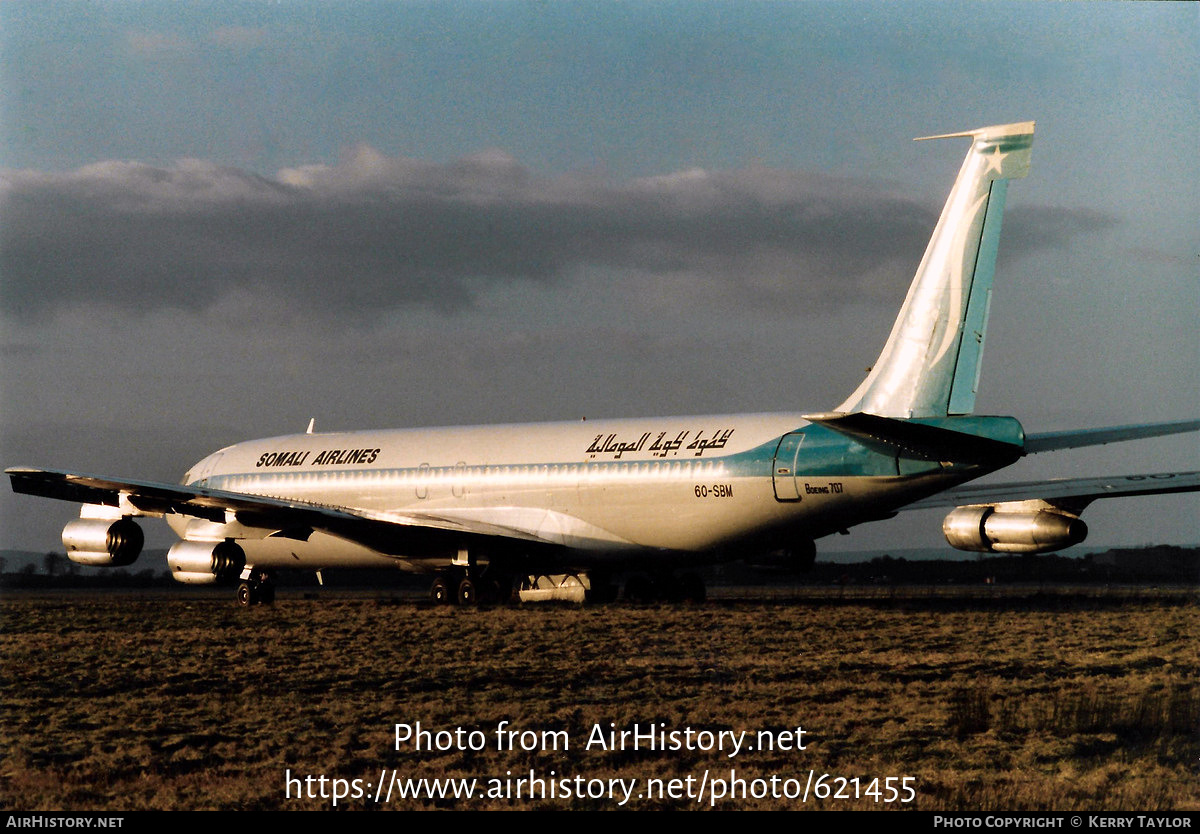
7, 121, 1199, 606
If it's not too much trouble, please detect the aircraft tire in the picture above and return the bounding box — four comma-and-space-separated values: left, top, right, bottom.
457, 577, 478, 606
236, 581, 257, 607
430, 576, 452, 605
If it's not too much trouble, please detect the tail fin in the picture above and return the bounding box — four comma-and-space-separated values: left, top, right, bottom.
837, 121, 1034, 418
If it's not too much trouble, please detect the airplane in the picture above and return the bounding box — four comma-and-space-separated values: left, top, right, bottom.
7, 121, 1200, 606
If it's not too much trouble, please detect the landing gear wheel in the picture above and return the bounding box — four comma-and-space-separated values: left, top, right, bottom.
237, 581, 258, 607
457, 577, 478, 606
236, 570, 274, 607
430, 576, 452, 605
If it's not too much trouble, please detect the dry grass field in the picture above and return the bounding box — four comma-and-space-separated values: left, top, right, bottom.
2, 588, 1196, 811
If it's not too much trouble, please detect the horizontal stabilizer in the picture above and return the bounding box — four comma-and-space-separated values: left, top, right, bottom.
1024, 419, 1200, 454
803, 412, 1023, 465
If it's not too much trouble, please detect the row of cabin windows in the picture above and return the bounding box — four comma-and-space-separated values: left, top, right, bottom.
216, 459, 727, 498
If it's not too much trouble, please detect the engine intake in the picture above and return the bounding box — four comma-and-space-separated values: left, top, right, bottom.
167, 540, 246, 585
62, 518, 144, 567
943, 506, 1088, 554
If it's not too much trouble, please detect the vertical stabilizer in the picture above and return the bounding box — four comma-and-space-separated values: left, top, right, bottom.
837, 121, 1034, 418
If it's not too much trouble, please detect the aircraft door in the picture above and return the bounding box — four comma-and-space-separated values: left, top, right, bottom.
772, 433, 805, 501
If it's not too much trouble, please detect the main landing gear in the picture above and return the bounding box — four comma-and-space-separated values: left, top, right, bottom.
429, 567, 512, 607
236, 569, 275, 606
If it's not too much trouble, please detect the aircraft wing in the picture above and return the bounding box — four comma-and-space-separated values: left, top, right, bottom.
904, 470, 1200, 513
5, 466, 562, 557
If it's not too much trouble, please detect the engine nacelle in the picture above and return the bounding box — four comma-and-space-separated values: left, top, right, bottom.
167, 540, 246, 585
943, 506, 1088, 554
62, 518, 144, 567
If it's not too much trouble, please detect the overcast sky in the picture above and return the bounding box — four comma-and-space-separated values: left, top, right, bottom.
1, 1, 1196, 555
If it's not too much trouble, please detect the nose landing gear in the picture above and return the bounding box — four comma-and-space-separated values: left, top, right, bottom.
236, 569, 275, 606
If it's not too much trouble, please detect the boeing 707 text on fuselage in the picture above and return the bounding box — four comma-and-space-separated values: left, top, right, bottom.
9, 122, 1199, 605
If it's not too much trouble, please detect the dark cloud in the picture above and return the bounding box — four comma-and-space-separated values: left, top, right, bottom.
1001, 206, 1115, 255
0, 148, 1113, 318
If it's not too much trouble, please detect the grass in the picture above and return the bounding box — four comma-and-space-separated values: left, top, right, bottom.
1, 588, 1196, 810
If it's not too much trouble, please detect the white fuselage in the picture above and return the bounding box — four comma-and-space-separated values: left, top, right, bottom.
171, 412, 953, 571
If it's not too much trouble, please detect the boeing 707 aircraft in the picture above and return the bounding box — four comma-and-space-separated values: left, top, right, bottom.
8, 121, 1199, 605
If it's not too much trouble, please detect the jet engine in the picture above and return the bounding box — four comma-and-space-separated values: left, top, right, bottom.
943, 505, 1088, 554
167, 540, 246, 585
62, 517, 144, 567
